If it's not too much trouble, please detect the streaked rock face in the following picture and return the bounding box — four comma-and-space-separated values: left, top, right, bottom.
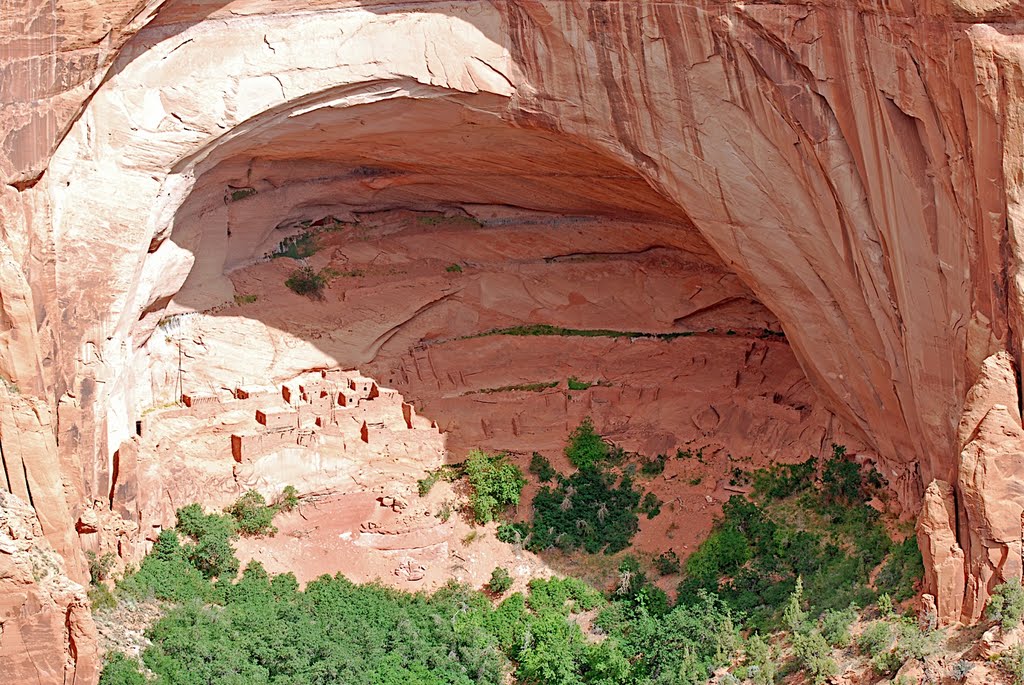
3, 0, 1024, 674
0, 490, 98, 684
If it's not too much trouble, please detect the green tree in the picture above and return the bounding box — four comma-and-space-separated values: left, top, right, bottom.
783, 576, 807, 632
564, 418, 608, 470
117, 529, 210, 602
744, 634, 776, 685
99, 652, 146, 685
529, 452, 557, 482
225, 490, 278, 536
277, 485, 300, 512
285, 266, 328, 298
988, 579, 1024, 631
487, 567, 514, 595
465, 450, 526, 524
793, 629, 838, 684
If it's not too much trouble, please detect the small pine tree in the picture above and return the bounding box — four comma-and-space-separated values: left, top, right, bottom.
784, 576, 807, 632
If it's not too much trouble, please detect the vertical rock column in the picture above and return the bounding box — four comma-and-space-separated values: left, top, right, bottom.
917, 480, 965, 625
920, 351, 1024, 625
958, 399, 1024, 624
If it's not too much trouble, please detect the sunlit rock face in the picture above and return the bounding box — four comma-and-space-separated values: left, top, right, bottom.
3, 0, 1024, 672
0, 491, 98, 684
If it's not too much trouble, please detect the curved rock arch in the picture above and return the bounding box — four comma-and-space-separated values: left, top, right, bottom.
2, 2, 1022, 651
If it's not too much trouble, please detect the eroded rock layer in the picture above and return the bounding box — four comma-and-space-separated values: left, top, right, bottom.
0, 490, 98, 684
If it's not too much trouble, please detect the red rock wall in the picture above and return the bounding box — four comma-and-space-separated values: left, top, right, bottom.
1, 1, 1024, 674
0, 490, 97, 684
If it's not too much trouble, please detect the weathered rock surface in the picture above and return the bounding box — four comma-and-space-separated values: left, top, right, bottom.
3, 0, 1024, 676
0, 490, 98, 684
917, 480, 966, 625
958, 403, 1024, 623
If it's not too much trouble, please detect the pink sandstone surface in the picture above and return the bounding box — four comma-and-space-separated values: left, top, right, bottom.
3, 0, 1024, 678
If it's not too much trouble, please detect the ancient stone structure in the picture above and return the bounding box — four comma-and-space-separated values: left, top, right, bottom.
4, 0, 1024, 678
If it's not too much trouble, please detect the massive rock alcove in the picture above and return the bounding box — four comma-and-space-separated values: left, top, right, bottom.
119, 77, 859, 572
4, 0, 1024, 680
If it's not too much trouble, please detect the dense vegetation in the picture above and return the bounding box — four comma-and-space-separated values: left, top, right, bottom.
495, 419, 651, 555
101, 508, 740, 685
679, 446, 922, 632
99, 433, 946, 685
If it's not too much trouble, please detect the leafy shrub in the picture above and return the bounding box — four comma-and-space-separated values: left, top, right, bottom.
614, 555, 648, 601
567, 376, 593, 391
640, 491, 663, 519
610, 557, 670, 616
654, 550, 681, 576
99, 652, 146, 685
285, 266, 329, 298
639, 454, 667, 477
497, 522, 528, 545
988, 578, 1024, 631
793, 629, 837, 684
487, 567, 514, 595
820, 443, 867, 503
527, 576, 603, 613
465, 449, 526, 524
564, 417, 608, 470
682, 518, 751, 590
417, 464, 462, 497
857, 620, 893, 658
951, 660, 975, 681
272, 231, 317, 259
117, 529, 212, 601
276, 485, 300, 512
597, 590, 738, 685
876, 536, 924, 600
88, 583, 117, 612
867, 620, 941, 675
877, 592, 894, 617
87, 551, 116, 583
174, 504, 239, 579
228, 186, 256, 202
445, 263, 463, 273
751, 457, 817, 500
225, 490, 277, 536
417, 472, 440, 496
820, 604, 858, 647
1002, 645, 1024, 685
529, 452, 556, 482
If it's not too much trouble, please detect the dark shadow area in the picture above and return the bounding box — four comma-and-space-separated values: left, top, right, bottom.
130, 83, 846, 477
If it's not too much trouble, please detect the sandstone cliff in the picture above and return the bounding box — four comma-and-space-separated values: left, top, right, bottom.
3, 0, 1024, 675
0, 490, 98, 684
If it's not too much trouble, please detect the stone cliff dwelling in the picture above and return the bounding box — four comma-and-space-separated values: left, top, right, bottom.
3, 0, 1024, 683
